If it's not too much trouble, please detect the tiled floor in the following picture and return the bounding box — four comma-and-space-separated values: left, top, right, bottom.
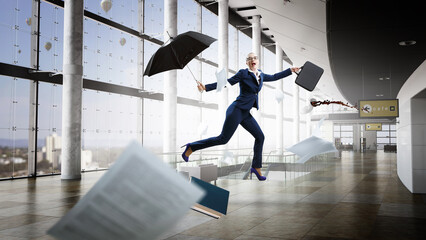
1, 151, 426, 239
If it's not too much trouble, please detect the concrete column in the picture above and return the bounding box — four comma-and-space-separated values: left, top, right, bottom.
163, 0, 177, 161
353, 124, 360, 151
137, 0, 144, 144
234, 27, 239, 149
251, 15, 261, 123
61, 0, 84, 180
218, 0, 229, 147
293, 78, 300, 144
28, 0, 39, 176
197, 3, 203, 139
275, 45, 283, 154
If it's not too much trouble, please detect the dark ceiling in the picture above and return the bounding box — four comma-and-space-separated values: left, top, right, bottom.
327, 0, 426, 105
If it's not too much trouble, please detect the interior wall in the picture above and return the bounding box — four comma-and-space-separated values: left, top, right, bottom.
411, 96, 426, 193
397, 60, 426, 193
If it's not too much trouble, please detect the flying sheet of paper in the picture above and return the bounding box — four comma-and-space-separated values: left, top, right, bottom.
286, 135, 337, 164
275, 89, 285, 102
47, 141, 205, 240
215, 68, 227, 92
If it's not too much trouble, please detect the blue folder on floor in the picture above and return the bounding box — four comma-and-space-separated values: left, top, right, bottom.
190, 177, 229, 219
295, 61, 324, 91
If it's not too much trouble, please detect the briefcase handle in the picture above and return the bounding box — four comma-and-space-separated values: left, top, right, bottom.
294, 65, 304, 76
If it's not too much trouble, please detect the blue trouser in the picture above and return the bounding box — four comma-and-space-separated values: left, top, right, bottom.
190, 102, 265, 168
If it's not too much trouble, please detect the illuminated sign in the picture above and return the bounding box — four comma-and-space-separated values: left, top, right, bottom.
365, 123, 382, 131
359, 99, 399, 118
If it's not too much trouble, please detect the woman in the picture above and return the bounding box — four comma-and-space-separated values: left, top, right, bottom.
182, 52, 299, 181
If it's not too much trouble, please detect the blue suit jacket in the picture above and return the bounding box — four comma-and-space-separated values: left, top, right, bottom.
205, 68, 292, 110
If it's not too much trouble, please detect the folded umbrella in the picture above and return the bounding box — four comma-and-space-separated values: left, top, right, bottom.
144, 31, 216, 77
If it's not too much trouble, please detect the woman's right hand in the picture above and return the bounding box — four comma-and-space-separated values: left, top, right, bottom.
196, 81, 206, 92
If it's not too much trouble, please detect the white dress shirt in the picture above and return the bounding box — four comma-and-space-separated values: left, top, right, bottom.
248, 69, 261, 85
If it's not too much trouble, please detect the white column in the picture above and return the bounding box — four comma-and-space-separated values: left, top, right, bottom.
293, 78, 300, 144
275, 45, 283, 154
218, 0, 229, 147
163, 0, 177, 161
251, 15, 261, 123
234, 27, 239, 149
197, 3, 203, 139
61, 0, 84, 180
137, 0, 144, 144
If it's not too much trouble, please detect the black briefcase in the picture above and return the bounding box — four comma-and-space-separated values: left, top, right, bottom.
295, 61, 324, 91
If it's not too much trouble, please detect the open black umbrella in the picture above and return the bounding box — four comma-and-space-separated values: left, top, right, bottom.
144, 31, 216, 78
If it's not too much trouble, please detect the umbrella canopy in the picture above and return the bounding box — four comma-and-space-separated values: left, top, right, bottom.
144, 31, 216, 77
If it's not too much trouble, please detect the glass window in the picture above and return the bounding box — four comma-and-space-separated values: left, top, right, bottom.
39, 2, 64, 72
37, 82, 62, 174
201, 7, 218, 63
143, 99, 163, 153
82, 90, 140, 170
178, 0, 198, 33
341, 125, 353, 131
144, 0, 164, 38
83, 18, 139, 88
84, 0, 139, 31
0, 76, 31, 179
0, 0, 32, 68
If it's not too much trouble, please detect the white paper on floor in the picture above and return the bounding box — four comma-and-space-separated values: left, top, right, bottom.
215, 67, 227, 92
286, 135, 337, 164
47, 141, 205, 240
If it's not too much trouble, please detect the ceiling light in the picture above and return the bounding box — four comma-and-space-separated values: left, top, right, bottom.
385, 77, 390, 80
398, 40, 416, 46
376, 94, 384, 97
379, 77, 383, 80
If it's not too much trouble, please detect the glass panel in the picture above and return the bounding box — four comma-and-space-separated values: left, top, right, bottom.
84, 0, 139, 31
0, 0, 32, 68
334, 125, 340, 131
143, 99, 163, 153
382, 124, 389, 130
177, 104, 201, 148
238, 32, 251, 70
377, 138, 390, 144
39, 2, 64, 72
178, 0, 197, 33
144, 40, 163, 93
0, 76, 30, 178
262, 87, 276, 115
37, 82, 62, 174
341, 125, 353, 131
283, 120, 294, 147
144, 0, 163, 38
341, 131, 353, 137
377, 131, 389, 137
390, 131, 396, 137
334, 131, 340, 138
83, 18, 139, 87
390, 124, 396, 130
201, 7, 218, 63
82, 90, 140, 170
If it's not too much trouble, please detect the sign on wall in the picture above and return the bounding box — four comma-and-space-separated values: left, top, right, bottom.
359, 99, 399, 118
365, 123, 382, 131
